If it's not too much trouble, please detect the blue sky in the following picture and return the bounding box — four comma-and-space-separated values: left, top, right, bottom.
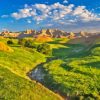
0, 0, 100, 32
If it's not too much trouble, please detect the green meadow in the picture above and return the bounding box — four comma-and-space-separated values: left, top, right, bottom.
0, 38, 63, 100
42, 39, 100, 100
0, 37, 100, 100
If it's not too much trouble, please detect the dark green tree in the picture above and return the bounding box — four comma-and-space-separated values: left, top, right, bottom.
7, 40, 14, 45
37, 43, 52, 55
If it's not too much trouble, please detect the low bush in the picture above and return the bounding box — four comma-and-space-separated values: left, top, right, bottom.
24, 39, 37, 48
18, 39, 37, 48
7, 40, 14, 45
37, 43, 52, 55
91, 47, 100, 56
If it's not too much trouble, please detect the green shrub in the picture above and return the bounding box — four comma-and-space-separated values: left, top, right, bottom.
91, 47, 100, 56
24, 39, 36, 48
37, 43, 52, 55
18, 39, 37, 48
7, 40, 14, 45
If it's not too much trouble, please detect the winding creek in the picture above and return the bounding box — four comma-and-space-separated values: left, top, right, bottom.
27, 46, 85, 100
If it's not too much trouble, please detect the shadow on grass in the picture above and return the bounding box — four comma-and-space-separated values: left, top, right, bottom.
91, 44, 100, 49
48, 39, 63, 45
60, 62, 98, 78
82, 61, 100, 69
51, 43, 89, 60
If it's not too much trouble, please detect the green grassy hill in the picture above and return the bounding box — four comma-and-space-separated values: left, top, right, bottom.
0, 38, 63, 100
0, 37, 100, 100
36, 38, 100, 100
0, 66, 62, 100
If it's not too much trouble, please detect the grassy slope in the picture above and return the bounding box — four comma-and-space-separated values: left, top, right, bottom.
0, 47, 46, 78
0, 38, 63, 100
0, 66, 62, 100
0, 37, 100, 99
42, 39, 100, 99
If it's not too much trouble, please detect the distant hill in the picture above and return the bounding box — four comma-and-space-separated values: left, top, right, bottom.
1, 29, 100, 39
68, 34, 100, 50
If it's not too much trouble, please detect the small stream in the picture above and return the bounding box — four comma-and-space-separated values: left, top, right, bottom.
27, 47, 84, 100
28, 66, 45, 82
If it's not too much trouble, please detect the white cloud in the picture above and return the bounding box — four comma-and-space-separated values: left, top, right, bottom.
11, 2, 100, 24
11, 7, 36, 19
34, 4, 47, 10
11, 3, 74, 21
47, 24, 53, 26
27, 19, 32, 23
2, 28, 8, 31
1, 15, 9, 18
63, 0, 68, 4
73, 6, 99, 22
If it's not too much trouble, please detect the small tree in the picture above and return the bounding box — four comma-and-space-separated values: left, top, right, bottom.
18, 38, 37, 48
24, 39, 36, 48
37, 43, 52, 55
7, 40, 13, 45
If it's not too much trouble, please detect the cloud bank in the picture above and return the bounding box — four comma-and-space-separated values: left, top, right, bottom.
11, 3, 100, 21
10, 2, 100, 31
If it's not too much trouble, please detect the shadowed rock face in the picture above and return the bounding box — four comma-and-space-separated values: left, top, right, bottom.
44, 29, 68, 38
38, 29, 100, 38
34, 29, 68, 38
18, 33, 34, 39
18, 30, 37, 39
